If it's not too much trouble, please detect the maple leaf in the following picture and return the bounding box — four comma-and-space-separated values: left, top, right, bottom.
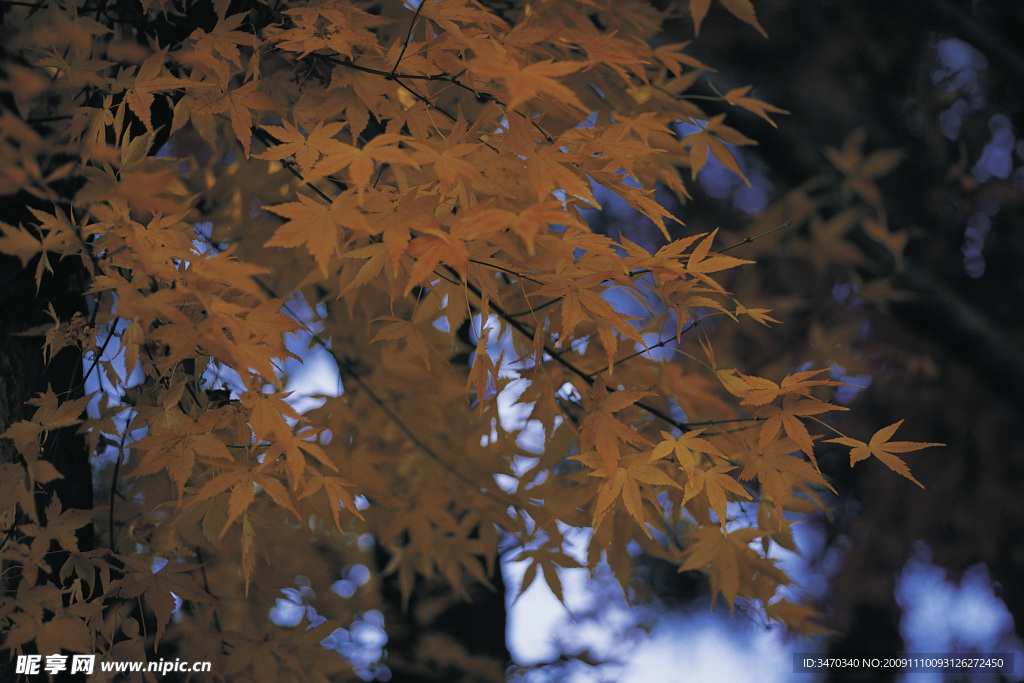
17, 497, 92, 583
682, 462, 752, 528
863, 214, 909, 268
579, 32, 650, 85
2, 387, 90, 476
0, 221, 44, 269
574, 448, 682, 534
407, 136, 488, 198
367, 188, 439, 272
272, 428, 340, 486
827, 420, 941, 488
513, 543, 583, 603
532, 274, 645, 367
308, 133, 410, 201
273, 5, 380, 59
256, 120, 346, 174
26, 385, 90, 432
466, 323, 505, 409
588, 171, 683, 239
470, 47, 586, 111
263, 195, 342, 276
35, 50, 113, 90
191, 8, 258, 71
0, 463, 38, 522
689, 0, 768, 38
339, 241, 389, 295
651, 429, 725, 478
188, 79, 280, 157
682, 114, 757, 184
765, 598, 836, 636
526, 145, 600, 205
652, 42, 712, 79
372, 316, 433, 370
678, 526, 763, 611
300, 472, 364, 528
719, 368, 842, 406
658, 365, 735, 418
130, 424, 231, 497
578, 380, 654, 474
825, 129, 905, 205
35, 614, 93, 657
734, 303, 780, 326
740, 438, 835, 518
756, 394, 846, 463
722, 85, 789, 127
241, 512, 257, 593
686, 229, 754, 279
240, 389, 305, 443
116, 556, 211, 649
0, 208, 83, 285
124, 50, 196, 133
187, 457, 299, 536
403, 232, 471, 295
793, 211, 867, 274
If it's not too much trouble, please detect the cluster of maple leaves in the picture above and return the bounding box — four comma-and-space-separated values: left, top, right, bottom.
0, 0, 940, 677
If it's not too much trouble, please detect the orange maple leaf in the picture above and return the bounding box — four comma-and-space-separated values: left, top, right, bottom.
125, 50, 197, 133
686, 229, 753, 278
470, 47, 586, 111
513, 543, 583, 603
578, 380, 654, 473
682, 114, 757, 184
719, 368, 842, 406
256, 120, 346, 173
575, 448, 682, 535
651, 428, 725, 478
678, 526, 762, 610
682, 463, 752, 528
740, 438, 835, 517
722, 85, 789, 127
263, 195, 340, 275
765, 598, 836, 637
827, 420, 941, 488
689, 0, 768, 38
188, 80, 280, 157
756, 394, 845, 462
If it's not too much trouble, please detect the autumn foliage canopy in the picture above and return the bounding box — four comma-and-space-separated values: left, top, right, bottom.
0, 0, 941, 678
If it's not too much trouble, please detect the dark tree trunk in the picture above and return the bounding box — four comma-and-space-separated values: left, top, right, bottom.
0, 251, 92, 682
374, 544, 510, 683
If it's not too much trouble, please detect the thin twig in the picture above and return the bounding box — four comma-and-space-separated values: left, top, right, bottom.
452, 267, 694, 432
391, 0, 426, 76
719, 221, 791, 253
